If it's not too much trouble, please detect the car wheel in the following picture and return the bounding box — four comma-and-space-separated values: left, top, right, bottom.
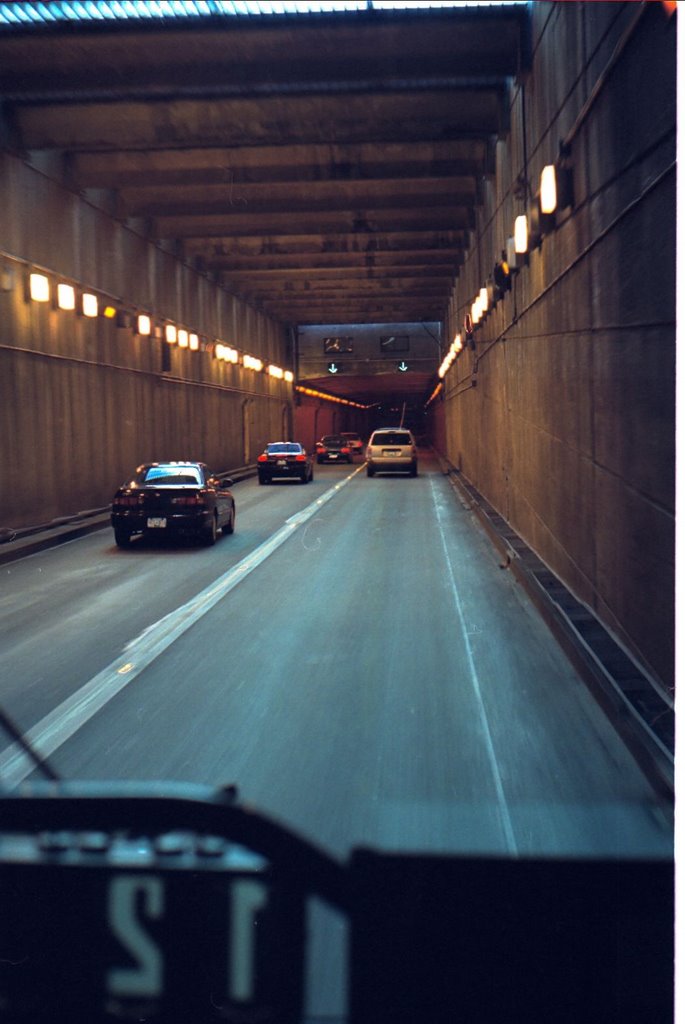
366, 465, 375, 477
258, 475, 267, 485
114, 528, 131, 548
224, 505, 235, 534
410, 464, 418, 477
300, 471, 309, 483
203, 514, 218, 546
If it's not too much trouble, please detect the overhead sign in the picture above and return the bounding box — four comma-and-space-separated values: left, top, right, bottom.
327, 363, 341, 374
397, 361, 409, 372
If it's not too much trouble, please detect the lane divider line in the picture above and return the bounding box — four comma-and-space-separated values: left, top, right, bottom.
430, 476, 518, 855
0, 466, 365, 787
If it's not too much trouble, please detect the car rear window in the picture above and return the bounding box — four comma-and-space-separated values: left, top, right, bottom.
143, 466, 202, 485
267, 443, 302, 454
370, 432, 412, 446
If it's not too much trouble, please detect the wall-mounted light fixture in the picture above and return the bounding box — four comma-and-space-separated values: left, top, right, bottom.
81, 292, 98, 318
215, 343, 239, 363
137, 314, 151, 336
514, 215, 529, 254
102, 304, 117, 320
244, 354, 263, 372
29, 272, 50, 303
165, 324, 177, 345
540, 164, 557, 215
177, 329, 189, 348
285, 370, 294, 383
0, 267, 14, 292
189, 333, 199, 351
493, 258, 512, 294
540, 162, 574, 214
57, 283, 76, 311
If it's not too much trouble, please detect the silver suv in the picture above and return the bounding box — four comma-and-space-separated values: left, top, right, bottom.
365, 428, 418, 477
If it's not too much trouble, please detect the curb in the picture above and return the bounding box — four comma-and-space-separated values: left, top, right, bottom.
439, 460, 674, 801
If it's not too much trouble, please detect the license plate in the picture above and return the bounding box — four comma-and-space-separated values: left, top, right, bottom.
382, 449, 400, 457
329, 453, 339, 459
147, 517, 167, 528
277, 459, 288, 467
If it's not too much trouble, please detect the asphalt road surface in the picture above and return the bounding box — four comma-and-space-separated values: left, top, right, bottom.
0, 450, 672, 1020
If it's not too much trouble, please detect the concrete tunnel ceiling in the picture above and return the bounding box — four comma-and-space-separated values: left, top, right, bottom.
0, 1, 530, 408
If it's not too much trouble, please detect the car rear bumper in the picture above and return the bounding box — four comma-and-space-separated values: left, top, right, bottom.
111, 510, 212, 535
366, 458, 417, 472
259, 470, 305, 480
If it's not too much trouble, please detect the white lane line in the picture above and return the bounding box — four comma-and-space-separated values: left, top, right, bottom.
430, 477, 518, 855
0, 467, 365, 787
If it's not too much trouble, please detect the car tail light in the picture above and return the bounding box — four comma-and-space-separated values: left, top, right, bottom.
257, 454, 268, 462
295, 454, 306, 462
342, 447, 350, 454
113, 495, 137, 508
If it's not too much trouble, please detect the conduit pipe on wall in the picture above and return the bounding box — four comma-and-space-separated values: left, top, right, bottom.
563, 2, 652, 150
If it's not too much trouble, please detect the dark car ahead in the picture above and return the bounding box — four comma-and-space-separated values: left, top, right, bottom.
111, 461, 235, 548
316, 435, 352, 464
257, 442, 314, 484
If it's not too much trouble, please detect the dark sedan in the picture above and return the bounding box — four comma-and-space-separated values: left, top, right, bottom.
111, 461, 235, 548
257, 442, 314, 484
315, 435, 352, 464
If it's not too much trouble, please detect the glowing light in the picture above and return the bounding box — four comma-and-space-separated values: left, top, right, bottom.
57, 283, 75, 310
267, 364, 284, 378
216, 343, 238, 363
165, 324, 177, 344
137, 314, 151, 335
103, 304, 117, 319
284, 370, 294, 383
29, 273, 50, 302
82, 292, 98, 317
189, 333, 199, 351
514, 214, 529, 254
540, 164, 557, 215
178, 329, 189, 348
243, 354, 264, 372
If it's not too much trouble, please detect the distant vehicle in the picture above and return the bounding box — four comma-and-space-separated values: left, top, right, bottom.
340, 431, 364, 456
316, 435, 352, 464
110, 461, 235, 547
365, 428, 418, 477
257, 442, 314, 484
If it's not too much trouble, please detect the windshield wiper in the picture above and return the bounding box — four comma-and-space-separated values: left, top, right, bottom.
0, 706, 60, 782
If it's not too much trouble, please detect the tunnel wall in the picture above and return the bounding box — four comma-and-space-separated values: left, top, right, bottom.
0, 152, 294, 526
434, 2, 675, 688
